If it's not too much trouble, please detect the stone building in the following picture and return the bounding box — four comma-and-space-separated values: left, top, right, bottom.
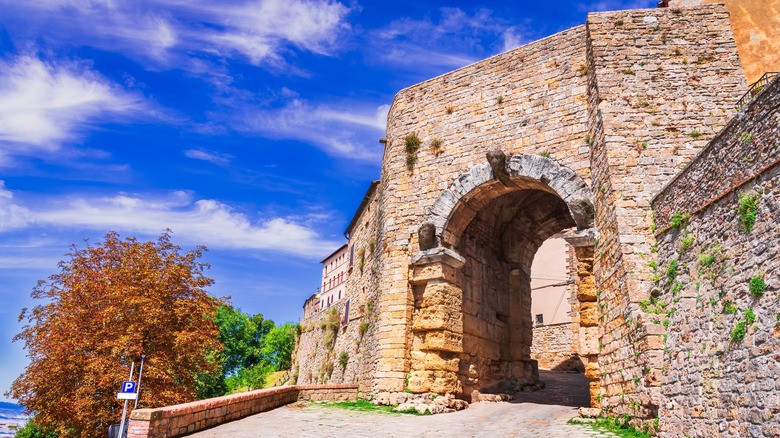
294, 3, 779, 435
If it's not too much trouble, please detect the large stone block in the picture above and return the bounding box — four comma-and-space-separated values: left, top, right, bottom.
413, 305, 463, 332
579, 301, 599, 327
410, 351, 460, 372
419, 282, 462, 308
414, 329, 463, 353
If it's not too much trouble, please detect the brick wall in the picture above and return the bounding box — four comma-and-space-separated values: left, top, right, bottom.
127, 385, 358, 438
651, 76, 780, 437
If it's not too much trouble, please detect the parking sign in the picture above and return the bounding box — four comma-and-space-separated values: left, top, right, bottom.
121, 381, 137, 393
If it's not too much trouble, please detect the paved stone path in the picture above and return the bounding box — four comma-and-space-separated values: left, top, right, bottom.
192, 372, 615, 437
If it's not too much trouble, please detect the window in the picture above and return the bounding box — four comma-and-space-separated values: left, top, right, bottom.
535, 314, 544, 325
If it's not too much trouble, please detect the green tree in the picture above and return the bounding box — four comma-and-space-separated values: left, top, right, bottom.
8, 231, 222, 438
196, 307, 300, 396
262, 323, 299, 371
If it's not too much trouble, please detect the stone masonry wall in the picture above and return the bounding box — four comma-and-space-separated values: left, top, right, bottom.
377, 25, 591, 393
651, 76, 780, 437
531, 322, 583, 371
585, 5, 746, 428
293, 187, 381, 391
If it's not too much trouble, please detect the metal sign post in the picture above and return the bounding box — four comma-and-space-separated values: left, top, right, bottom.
117, 361, 135, 438
134, 355, 145, 410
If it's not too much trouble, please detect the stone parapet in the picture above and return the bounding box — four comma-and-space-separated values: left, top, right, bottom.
127, 385, 357, 438
653, 75, 780, 231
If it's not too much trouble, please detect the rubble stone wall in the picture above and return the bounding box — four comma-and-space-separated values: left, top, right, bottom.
293, 187, 381, 391
651, 76, 780, 437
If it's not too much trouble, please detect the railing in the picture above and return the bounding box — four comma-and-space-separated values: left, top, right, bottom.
736, 72, 778, 110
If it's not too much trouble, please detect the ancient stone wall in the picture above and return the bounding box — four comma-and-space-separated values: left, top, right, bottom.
531, 322, 584, 371
293, 186, 381, 390
585, 5, 746, 426
651, 76, 780, 437
377, 24, 592, 394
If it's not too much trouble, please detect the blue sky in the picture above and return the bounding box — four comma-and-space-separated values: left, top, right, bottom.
0, 0, 654, 401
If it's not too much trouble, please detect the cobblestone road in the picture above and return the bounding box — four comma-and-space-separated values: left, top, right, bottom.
192, 372, 615, 438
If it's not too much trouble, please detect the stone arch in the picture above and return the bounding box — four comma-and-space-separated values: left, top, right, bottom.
422, 152, 595, 250
408, 151, 599, 405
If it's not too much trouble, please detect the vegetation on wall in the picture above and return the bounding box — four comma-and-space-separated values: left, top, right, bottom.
736, 191, 760, 232
404, 133, 421, 170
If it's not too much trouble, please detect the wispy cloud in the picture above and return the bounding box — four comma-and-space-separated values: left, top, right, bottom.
237, 100, 388, 161
184, 148, 233, 166
0, 181, 341, 258
369, 7, 511, 71
0, 55, 151, 164
0, 0, 352, 70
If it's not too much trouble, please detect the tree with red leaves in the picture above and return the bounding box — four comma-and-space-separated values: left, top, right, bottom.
8, 231, 222, 437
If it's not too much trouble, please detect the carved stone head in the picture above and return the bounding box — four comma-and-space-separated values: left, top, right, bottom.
418, 222, 437, 250
486, 149, 507, 178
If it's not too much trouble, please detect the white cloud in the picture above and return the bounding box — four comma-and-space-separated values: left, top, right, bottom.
501, 27, 526, 52
0, 0, 352, 69
238, 99, 387, 161
369, 7, 509, 71
0, 182, 32, 231
0, 55, 149, 161
0, 181, 341, 258
184, 148, 233, 166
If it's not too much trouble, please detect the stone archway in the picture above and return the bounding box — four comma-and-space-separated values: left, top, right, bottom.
408, 151, 600, 405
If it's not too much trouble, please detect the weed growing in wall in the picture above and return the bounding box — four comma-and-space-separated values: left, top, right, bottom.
338, 351, 349, 370
722, 300, 738, 314
430, 138, 443, 156
738, 132, 753, 144
736, 191, 760, 232
539, 150, 551, 158
749, 275, 766, 298
669, 211, 689, 229
404, 133, 421, 170
679, 233, 694, 253
689, 130, 702, 139
666, 259, 679, 283
731, 309, 756, 343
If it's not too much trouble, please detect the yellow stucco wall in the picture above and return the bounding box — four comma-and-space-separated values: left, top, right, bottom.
669, 0, 780, 83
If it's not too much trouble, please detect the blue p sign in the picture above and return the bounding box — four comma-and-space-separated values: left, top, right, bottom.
121, 381, 137, 393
